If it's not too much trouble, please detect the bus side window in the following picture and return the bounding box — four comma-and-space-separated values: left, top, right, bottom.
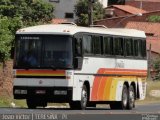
103, 36, 113, 55
83, 35, 92, 55
138, 39, 146, 58
125, 38, 134, 57
92, 36, 102, 55
114, 37, 124, 56
75, 37, 82, 57
133, 39, 139, 57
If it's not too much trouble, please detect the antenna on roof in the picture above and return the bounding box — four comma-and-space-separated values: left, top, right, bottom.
60, 22, 77, 26
90, 25, 107, 28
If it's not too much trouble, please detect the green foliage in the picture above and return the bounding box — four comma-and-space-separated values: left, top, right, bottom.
0, 17, 12, 61
74, 0, 105, 26
153, 58, 160, 80
0, 0, 54, 62
147, 15, 160, 23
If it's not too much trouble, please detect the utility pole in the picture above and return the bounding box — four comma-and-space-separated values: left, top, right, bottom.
88, 0, 94, 26
147, 43, 152, 80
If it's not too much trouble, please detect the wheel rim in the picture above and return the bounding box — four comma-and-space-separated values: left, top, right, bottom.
81, 87, 87, 108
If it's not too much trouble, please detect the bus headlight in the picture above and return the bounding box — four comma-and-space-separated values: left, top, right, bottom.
54, 90, 67, 95
14, 89, 27, 94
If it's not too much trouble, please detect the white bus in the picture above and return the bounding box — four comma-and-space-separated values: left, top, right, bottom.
13, 23, 147, 110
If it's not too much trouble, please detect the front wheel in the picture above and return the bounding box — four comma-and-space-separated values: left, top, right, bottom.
27, 98, 47, 109
69, 85, 88, 110
26, 98, 37, 109
80, 85, 88, 110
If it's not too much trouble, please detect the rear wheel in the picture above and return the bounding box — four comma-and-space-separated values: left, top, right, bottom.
110, 84, 128, 110
128, 85, 135, 110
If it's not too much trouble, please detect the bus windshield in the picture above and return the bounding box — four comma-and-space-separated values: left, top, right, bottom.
14, 35, 73, 69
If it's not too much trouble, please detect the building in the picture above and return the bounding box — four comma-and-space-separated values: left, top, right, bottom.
126, 0, 160, 11
105, 5, 146, 18
48, 0, 108, 22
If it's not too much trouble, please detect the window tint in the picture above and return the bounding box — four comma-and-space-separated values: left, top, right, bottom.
83, 35, 92, 54
75, 37, 82, 56
92, 36, 101, 54
134, 40, 139, 56
114, 37, 124, 56
140, 40, 146, 58
125, 38, 133, 56
103, 36, 113, 55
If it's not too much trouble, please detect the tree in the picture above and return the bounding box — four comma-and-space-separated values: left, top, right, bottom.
0, 0, 54, 62
147, 15, 160, 23
0, 17, 12, 62
153, 58, 160, 80
74, 0, 105, 26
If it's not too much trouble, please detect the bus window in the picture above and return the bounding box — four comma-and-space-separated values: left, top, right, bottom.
75, 37, 82, 56
92, 36, 101, 55
125, 38, 134, 56
139, 39, 146, 58
114, 37, 124, 56
142, 40, 146, 58
83, 35, 92, 55
103, 36, 113, 55
134, 39, 139, 57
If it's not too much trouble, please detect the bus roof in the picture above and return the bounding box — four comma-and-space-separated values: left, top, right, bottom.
16, 24, 146, 38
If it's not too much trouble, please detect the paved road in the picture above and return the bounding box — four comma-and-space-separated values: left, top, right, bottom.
0, 104, 160, 120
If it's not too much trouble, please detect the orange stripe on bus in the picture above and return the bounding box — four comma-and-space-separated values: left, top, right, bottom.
91, 69, 105, 101
104, 77, 112, 100
97, 76, 107, 100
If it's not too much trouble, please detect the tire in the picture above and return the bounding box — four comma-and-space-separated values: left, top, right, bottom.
80, 85, 88, 110
121, 84, 128, 109
27, 98, 47, 109
128, 85, 135, 110
69, 85, 88, 110
110, 84, 128, 110
26, 98, 37, 109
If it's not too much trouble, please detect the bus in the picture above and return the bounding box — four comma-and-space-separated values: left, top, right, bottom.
13, 23, 147, 110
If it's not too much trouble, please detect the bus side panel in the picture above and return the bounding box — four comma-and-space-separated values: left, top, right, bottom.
90, 76, 139, 102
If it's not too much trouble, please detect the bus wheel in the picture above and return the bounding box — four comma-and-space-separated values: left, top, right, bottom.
110, 84, 128, 110
69, 85, 88, 110
121, 84, 128, 109
128, 85, 135, 110
26, 98, 37, 109
80, 85, 88, 110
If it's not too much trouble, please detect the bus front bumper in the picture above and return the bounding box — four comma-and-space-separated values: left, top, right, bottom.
13, 86, 73, 102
